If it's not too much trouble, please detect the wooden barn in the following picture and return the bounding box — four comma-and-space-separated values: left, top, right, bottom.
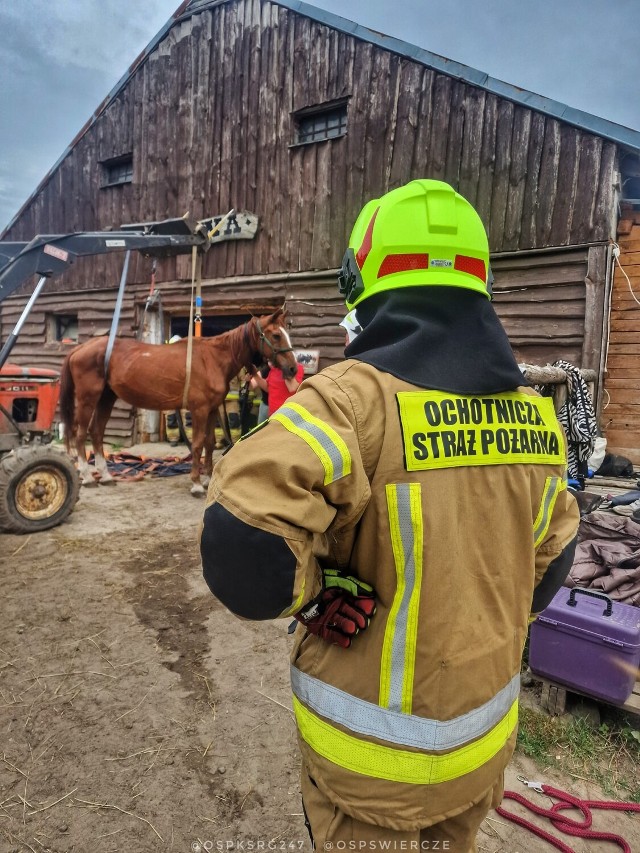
2, 0, 640, 454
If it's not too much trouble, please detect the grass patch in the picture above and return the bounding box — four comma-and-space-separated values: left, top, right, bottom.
517, 705, 640, 802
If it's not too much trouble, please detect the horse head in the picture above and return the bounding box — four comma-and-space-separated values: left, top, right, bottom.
255, 308, 298, 379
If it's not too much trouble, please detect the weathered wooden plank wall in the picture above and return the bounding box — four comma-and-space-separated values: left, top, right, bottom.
4, 0, 619, 296
2, 246, 603, 444
602, 221, 640, 463
491, 248, 596, 368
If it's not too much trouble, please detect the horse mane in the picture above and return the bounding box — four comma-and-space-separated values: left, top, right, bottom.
211, 318, 257, 376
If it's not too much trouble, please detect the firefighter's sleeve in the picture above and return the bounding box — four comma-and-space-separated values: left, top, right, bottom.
200, 377, 372, 621
530, 483, 580, 618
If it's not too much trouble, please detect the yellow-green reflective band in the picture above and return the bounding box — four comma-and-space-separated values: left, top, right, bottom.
292, 667, 521, 752
282, 577, 306, 618
380, 484, 423, 714
271, 402, 351, 485
397, 391, 564, 471
533, 476, 562, 548
292, 696, 518, 785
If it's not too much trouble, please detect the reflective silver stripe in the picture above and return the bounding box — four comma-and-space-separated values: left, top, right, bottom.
386, 484, 420, 712
275, 404, 349, 483
534, 476, 561, 548
291, 666, 520, 752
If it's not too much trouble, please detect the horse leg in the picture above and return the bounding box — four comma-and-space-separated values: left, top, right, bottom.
74, 396, 102, 487
90, 386, 118, 485
189, 410, 207, 496
201, 410, 218, 486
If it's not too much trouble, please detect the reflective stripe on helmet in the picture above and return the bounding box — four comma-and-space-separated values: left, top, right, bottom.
356, 207, 380, 269
378, 254, 429, 278
454, 255, 487, 282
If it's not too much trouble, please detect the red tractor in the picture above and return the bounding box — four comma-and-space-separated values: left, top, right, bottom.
0, 363, 79, 533
0, 217, 219, 533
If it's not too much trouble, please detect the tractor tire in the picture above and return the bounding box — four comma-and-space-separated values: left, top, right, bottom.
0, 447, 80, 534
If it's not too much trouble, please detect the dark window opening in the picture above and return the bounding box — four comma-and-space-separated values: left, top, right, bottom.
622, 175, 640, 204
169, 314, 252, 339
293, 101, 348, 145
13, 398, 38, 423
102, 155, 133, 187
46, 313, 78, 343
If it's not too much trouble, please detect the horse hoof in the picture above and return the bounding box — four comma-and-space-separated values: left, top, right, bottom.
82, 479, 99, 488
201, 475, 211, 488
190, 483, 206, 497
98, 478, 116, 486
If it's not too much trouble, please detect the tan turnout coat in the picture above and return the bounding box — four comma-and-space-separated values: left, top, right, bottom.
206, 359, 579, 831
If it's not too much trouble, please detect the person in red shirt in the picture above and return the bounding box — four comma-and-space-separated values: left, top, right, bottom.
250, 358, 304, 416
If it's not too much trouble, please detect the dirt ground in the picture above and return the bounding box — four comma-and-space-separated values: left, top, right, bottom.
2, 443, 639, 853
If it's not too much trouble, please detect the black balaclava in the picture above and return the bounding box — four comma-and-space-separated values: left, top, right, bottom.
345, 287, 528, 395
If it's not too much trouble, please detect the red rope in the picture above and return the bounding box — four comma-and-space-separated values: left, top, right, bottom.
496, 786, 640, 852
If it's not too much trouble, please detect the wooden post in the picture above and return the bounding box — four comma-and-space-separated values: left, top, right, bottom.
518, 364, 597, 416
541, 680, 567, 716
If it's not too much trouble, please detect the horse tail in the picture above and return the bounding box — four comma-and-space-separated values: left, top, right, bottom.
59, 353, 76, 453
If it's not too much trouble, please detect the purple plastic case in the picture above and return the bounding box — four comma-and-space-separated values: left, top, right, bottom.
529, 587, 640, 705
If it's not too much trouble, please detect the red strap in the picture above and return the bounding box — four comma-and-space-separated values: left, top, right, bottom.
496, 787, 640, 853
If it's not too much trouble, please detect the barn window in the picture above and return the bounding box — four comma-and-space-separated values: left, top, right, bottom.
101, 154, 133, 187
46, 313, 78, 343
292, 100, 348, 145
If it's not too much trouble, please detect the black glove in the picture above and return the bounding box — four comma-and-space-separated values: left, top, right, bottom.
295, 569, 376, 648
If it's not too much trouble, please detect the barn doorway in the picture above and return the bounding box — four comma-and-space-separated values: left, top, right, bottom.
169, 313, 251, 339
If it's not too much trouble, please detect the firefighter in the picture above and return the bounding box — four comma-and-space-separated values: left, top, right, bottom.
200, 180, 579, 851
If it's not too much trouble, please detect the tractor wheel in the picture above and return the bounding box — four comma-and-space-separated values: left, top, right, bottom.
0, 447, 80, 534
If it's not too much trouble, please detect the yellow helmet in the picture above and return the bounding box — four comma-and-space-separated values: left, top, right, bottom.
338, 180, 491, 309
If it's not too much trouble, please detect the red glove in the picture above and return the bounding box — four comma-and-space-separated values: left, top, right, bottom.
295, 569, 376, 648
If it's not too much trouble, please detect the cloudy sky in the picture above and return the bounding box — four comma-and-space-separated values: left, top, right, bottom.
1, 0, 639, 232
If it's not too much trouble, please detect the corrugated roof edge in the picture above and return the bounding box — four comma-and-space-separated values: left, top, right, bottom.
281, 0, 640, 150
3, 0, 639, 238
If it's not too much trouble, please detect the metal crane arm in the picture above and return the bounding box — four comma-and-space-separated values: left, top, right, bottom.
0, 217, 210, 303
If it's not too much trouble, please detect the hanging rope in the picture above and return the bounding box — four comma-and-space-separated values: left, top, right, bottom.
181, 207, 235, 414
182, 246, 199, 412
178, 209, 237, 443
194, 252, 203, 339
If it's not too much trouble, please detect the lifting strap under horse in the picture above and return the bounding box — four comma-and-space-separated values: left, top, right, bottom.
104, 250, 131, 379
181, 246, 200, 412
180, 208, 237, 439
178, 248, 232, 448
181, 209, 235, 409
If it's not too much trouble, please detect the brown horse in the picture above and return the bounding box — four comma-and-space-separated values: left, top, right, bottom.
59, 309, 297, 494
